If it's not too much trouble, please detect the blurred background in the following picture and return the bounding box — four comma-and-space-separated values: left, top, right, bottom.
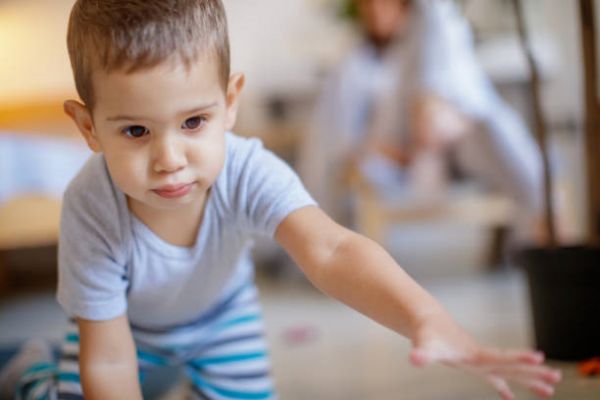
1, 0, 599, 398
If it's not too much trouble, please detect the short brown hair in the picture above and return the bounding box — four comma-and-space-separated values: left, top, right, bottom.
67, 0, 230, 109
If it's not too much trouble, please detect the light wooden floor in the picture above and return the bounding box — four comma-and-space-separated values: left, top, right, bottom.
2, 269, 599, 399
257, 272, 600, 400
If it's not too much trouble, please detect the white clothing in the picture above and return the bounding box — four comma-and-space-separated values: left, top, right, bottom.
300, 0, 542, 236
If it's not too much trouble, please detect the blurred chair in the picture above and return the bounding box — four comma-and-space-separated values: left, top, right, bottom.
347, 165, 514, 266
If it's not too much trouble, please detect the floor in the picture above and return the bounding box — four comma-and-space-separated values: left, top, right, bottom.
1, 266, 599, 399
258, 271, 600, 400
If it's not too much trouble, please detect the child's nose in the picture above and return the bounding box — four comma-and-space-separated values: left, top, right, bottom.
152, 135, 186, 174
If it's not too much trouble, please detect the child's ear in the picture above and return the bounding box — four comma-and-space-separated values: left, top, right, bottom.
63, 100, 102, 152
224, 73, 245, 130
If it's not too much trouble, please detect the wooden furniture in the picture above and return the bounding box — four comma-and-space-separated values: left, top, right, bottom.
0, 196, 61, 251
348, 168, 514, 265
0, 195, 62, 291
580, 0, 600, 244
0, 98, 78, 138
0, 98, 83, 291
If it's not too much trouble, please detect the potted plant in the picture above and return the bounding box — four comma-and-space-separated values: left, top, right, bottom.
513, 0, 600, 361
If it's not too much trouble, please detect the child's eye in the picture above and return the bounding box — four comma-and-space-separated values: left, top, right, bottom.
182, 116, 206, 130
122, 125, 149, 138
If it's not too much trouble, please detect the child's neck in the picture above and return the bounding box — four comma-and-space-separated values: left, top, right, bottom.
128, 190, 209, 248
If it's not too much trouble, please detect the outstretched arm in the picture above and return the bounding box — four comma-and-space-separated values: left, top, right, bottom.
275, 206, 561, 399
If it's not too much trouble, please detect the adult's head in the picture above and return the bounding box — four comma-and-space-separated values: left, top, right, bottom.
355, 0, 413, 48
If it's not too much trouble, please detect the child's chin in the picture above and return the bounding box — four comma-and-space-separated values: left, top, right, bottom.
153, 197, 192, 208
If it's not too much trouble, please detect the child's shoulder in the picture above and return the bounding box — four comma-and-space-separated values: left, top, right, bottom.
63, 153, 121, 207
218, 131, 284, 197
225, 131, 264, 156
61, 153, 129, 245
65, 153, 107, 191
223, 131, 269, 172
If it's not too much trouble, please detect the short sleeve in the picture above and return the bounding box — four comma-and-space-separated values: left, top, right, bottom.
231, 137, 317, 237
56, 156, 130, 321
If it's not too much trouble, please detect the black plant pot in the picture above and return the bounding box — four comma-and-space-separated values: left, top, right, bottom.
518, 246, 600, 361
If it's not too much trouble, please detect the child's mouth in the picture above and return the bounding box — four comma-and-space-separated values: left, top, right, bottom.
153, 182, 195, 199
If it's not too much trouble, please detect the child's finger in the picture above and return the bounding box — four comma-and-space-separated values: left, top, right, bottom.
472, 348, 545, 366
510, 376, 556, 398
409, 348, 431, 367
478, 363, 561, 384
486, 375, 515, 400
478, 363, 560, 399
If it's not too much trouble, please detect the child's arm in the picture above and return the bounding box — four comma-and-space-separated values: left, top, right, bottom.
275, 206, 561, 399
78, 315, 143, 400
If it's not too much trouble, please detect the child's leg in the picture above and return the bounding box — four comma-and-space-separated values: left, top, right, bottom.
9, 320, 172, 400
1, 323, 87, 399
5, 323, 80, 400
0, 340, 54, 400
182, 284, 276, 400
54, 321, 83, 398
57, 321, 177, 399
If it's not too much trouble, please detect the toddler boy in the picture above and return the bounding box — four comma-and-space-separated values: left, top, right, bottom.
0, 1, 560, 399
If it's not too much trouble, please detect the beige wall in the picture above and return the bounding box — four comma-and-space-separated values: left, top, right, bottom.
0, 0, 350, 107
0, 0, 584, 123
0, 0, 76, 106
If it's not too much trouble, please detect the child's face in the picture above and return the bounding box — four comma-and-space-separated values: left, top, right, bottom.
65, 57, 244, 215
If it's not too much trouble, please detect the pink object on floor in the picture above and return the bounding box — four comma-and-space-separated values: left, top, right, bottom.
282, 325, 319, 346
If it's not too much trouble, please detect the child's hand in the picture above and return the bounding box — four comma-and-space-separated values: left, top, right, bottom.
409, 311, 562, 399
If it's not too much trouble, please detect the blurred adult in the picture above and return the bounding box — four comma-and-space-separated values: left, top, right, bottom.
300, 0, 543, 242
